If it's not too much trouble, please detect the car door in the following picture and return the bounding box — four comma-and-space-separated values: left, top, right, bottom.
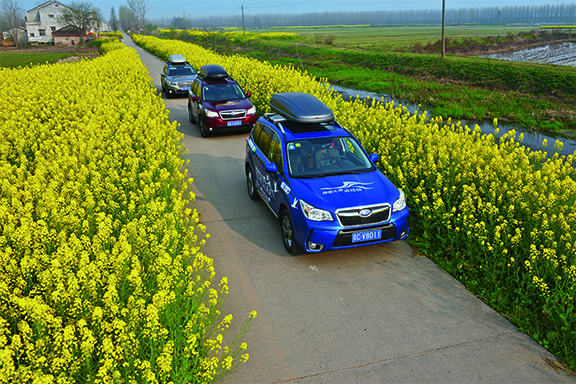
266, 131, 286, 214
160, 64, 168, 90
252, 124, 277, 210
189, 78, 201, 119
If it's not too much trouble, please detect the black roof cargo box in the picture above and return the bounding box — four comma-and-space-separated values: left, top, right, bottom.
269, 92, 334, 124
200, 64, 229, 80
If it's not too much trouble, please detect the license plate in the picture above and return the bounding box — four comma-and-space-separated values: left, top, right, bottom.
181, 87, 190, 91
227, 120, 242, 127
352, 229, 382, 243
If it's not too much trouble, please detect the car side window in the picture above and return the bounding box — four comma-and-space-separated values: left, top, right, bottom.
252, 123, 263, 146
192, 79, 200, 97
269, 133, 283, 172
257, 125, 273, 158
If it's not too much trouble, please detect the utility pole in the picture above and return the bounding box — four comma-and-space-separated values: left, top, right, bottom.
183, 11, 187, 34
241, 5, 246, 37
441, 0, 446, 58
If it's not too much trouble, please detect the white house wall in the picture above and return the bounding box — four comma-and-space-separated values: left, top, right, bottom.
26, 1, 69, 44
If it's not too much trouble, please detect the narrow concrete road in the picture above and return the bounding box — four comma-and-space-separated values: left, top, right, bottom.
122, 35, 575, 383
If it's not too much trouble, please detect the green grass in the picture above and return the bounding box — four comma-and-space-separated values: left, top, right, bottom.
0, 50, 79, 68
246, 24, 538, 50
217, 26, 576, 132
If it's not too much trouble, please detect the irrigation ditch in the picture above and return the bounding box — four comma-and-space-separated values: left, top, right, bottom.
329, 81, 576, 158
325, 40, 576, 159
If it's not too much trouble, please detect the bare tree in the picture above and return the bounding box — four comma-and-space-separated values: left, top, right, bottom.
201, 25, 226, 50
58, 1, 102, 32
108, 6, 119, 32
127, 0, 150, 34
0, 0, 24, 48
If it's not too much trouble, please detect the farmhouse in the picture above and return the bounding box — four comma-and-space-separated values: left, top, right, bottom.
25, 0, 70, 44
53, 25, 86, 45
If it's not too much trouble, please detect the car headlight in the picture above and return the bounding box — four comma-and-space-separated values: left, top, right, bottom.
168, 81, 178, 86
247, 106, 256, 115
300, 199, 333, 222
204, 109, 219, 118
393, 190, 406, 213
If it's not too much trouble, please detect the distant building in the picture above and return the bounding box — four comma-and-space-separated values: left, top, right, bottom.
25, 0, 70, 44
1, 27, 29, 46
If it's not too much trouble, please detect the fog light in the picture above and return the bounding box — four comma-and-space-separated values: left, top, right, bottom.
400, 230, 407, 238
308, 242, 324, 251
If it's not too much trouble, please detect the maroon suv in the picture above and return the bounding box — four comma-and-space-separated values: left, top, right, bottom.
187, 65, 258, 137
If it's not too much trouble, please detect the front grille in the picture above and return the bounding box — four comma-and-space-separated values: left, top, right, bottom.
336, 204, 390, 227
178, 81, 193, 88
332, 224, 397, 248
220, 109, 246, 120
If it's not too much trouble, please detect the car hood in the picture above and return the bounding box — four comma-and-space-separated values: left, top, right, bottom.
289, 171, 400, 211
205, 99, 253, 111
167, 75, 197, 82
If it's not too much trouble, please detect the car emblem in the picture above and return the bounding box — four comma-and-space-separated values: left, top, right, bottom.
359, 209, 372, 217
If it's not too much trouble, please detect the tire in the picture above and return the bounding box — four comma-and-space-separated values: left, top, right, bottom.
199, 117, 210, 138
246, 166, 259, 201
188, 104, 196, 124
281, 209, 298, 255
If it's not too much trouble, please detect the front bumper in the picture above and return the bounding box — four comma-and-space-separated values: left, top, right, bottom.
204, 114, 258, 133
296, 209, 410, 252
165, 85, 191, 96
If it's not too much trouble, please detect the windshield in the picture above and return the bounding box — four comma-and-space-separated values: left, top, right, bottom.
202, 83, 246, 102
287, 136, 375, 178
168, 65, 196, 76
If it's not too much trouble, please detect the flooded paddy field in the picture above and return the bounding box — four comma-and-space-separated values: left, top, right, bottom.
479, 42, 576, 67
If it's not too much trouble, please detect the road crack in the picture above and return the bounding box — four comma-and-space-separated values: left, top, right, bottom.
270, 330, 520, 383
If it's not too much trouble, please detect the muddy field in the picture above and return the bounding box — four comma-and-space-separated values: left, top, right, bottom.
1, 43, 100, 61
479, 42, 576, 67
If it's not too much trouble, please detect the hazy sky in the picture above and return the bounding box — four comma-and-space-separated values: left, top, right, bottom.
22, 0, 572, 20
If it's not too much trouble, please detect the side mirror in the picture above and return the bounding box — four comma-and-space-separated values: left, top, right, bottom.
191, 95, 199, 102
246, 92, 252, 98
264, 163, 278, 173
370, 154, 379, 163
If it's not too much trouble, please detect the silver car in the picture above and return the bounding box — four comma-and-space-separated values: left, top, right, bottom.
161, 54, 197, 99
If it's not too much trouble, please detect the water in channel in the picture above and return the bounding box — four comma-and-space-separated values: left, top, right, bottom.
327, 83, 576, 159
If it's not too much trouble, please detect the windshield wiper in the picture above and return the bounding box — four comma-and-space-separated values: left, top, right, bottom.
317, 170, 369, 178
294, 169, 370, 179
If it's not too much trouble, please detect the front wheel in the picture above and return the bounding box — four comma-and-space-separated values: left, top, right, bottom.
281, 209, 298, 255
246, 166, 259, 201
199, 117, 210, 138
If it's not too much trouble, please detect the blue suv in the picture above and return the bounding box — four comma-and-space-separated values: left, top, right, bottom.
245, 92, 410, 254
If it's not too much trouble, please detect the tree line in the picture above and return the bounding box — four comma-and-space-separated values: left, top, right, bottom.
2, 1, 574, 44
154, 3, 576, 29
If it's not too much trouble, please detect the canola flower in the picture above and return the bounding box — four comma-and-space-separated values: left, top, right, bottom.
156, 28, 301, 42
131, 34, 576, 367
0, 38, 255, 383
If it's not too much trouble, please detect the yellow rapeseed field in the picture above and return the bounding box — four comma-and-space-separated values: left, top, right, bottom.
0, 39, 254, 383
